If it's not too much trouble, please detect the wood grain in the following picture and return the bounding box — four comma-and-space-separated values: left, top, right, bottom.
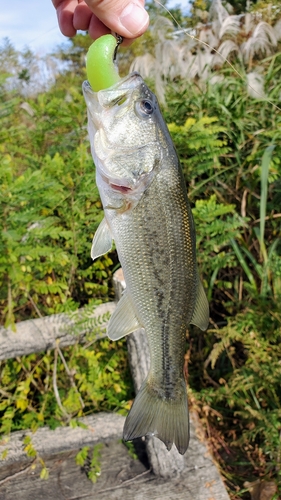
0, 302, 115, 361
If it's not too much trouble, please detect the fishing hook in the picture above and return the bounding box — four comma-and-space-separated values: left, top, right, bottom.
113, 34, 123, 62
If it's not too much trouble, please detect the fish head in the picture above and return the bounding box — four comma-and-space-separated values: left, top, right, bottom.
83, 72, 170, 208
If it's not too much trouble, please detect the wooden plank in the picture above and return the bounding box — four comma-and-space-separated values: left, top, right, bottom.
0, 413, 229, 500
0, 302, 115, 361
0, 413, 145, 500
0, 413, 125, 471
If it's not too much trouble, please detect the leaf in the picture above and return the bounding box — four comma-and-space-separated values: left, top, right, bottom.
230, 238, 258, 292
75, 446, 89, 466
1, 449, 8, 460
244, 479, 277, 500
40, 467, 49, 480
260, 144, 275, 263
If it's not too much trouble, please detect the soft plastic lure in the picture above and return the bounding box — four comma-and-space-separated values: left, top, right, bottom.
86, 34, 121, 91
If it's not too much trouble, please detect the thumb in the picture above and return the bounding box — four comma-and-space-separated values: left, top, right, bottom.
84, 0, 149, 38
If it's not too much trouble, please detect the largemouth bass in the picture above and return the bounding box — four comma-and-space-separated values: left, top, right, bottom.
83, 72, 209, 455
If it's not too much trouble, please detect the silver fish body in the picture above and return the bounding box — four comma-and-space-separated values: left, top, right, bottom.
83, 73, 209, 455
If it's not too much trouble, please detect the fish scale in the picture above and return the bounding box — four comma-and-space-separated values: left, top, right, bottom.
112, 170, 196, 384
83, 71, 209, 454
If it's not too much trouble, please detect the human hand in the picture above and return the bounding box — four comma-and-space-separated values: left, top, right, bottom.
52, 0, 149, 45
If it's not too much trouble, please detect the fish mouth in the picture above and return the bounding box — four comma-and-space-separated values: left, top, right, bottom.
83, 71, 142, 96
83, 71, 157, 195
83, 72, 144, 138
82, 71, 143, 119
83, 71, 146, 190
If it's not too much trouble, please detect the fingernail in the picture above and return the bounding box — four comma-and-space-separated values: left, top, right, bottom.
120, 3, 149, 36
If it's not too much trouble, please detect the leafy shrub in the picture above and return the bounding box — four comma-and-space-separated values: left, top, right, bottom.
190, 303, 281, 491
0, 85, 115, 326
0, 334, 133, 434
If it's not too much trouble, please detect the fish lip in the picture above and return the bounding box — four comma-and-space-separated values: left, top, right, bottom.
82, 71, 144, 122
82, 71, 142, 96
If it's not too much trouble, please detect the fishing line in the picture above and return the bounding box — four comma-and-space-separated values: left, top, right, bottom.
154, 0, 281, 112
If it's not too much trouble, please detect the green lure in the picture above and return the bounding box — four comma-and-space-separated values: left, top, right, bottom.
86, 34, 121, 91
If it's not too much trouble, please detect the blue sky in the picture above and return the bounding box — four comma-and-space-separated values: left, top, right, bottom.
0, 0, 67, 54
0, 0, 189, 54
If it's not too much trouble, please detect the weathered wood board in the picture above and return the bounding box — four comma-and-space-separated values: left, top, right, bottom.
0, 302, 115, 361
0, 413, 229, 500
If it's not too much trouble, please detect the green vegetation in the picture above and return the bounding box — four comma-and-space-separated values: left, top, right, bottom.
76, 444, 103, 483
0, 335, 132, 434
0, 1, 281, 497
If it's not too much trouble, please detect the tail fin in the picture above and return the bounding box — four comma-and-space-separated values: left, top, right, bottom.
123, 378, 189, 455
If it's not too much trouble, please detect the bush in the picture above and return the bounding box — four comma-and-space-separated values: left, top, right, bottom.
0, 85, 115, 326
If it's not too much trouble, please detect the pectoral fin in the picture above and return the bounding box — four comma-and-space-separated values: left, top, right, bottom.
107, 291, 141, 341
91, 218, 113, 260
190, 280, 209, 331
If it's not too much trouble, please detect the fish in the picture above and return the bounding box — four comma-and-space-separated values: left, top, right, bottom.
82, 72, 209, 455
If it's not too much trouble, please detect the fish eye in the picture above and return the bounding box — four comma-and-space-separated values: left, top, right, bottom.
141, 100, 154, 114
135, 99, 154, 119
